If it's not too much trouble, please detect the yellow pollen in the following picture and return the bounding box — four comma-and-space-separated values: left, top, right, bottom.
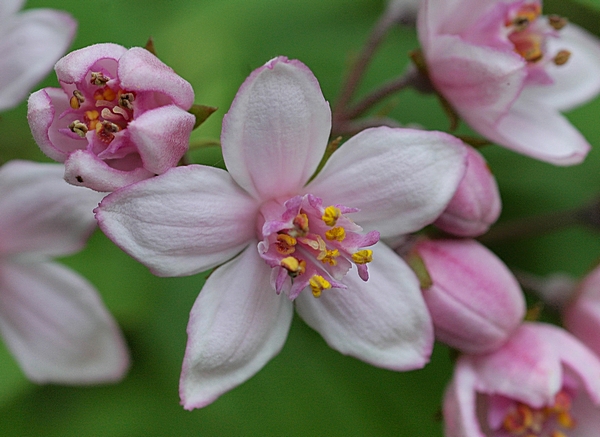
325, 226, 346, 241
290, 213, 309, 237
317, 249, 340, 266
94, 87, 116, 101
553, 50, 571, 66
309, 275, 331, 298
280, 256, 305, 277
557, 411, 575, 429
322, 206, 341, 226
352, 250, 373, 264
276, 234, 297, 255
503, 404, 534, 433
85, 110, 99, 121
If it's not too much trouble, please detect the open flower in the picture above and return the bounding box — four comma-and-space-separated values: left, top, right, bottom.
418, 0, 600, 165
28, 43, 195, 192
444, 323, 600, 437
0, 160, 129, 384
96, 56, 467, 408
0, 1, 76, 111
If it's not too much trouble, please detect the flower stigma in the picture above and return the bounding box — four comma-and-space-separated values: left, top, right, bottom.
258, 194, 380, 300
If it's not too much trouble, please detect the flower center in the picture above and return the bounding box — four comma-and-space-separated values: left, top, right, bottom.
257, 194, 379, 300
66, 70, 135, 145
500, 390, 576, 437
505, 3, 570, 66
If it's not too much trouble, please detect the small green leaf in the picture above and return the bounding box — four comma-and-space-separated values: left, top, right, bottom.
144, 37, 157, 56
189, 104, 218, 130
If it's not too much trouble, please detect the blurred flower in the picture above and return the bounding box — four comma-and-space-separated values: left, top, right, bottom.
444, 323, 600, 437
0, 0, 76, 111
0, 160, 129, 384
412, 238, 525, 354
28, 43, 195, 192
418, 0, 600, 165
434, 146, 501, 237
96, 56, 467, 409
563, 264, 600, 359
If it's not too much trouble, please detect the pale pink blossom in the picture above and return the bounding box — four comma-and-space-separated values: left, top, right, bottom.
563, 264, 600, 359
96, 56, 468, 409
418, 0, 600, 165
28, 43, 195, 192
412, 238, 525, 354
0, 160, 129, 384
444, 323, 600, 437
0, 0, 75, 111
434, 146, 501, 237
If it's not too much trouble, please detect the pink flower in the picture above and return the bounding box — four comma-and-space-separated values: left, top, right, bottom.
0, 160, 129, 384
0, 1, 76, 111
413, 238, 525, 354
434, 146, 501, 237
418, 0, 600, 165
444, 323, 600, 437
563, 264, 600, 359
28, 43, 195, 192
96, 56, 468, 409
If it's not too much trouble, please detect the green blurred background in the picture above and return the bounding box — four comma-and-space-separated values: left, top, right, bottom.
1, 0, 600, 435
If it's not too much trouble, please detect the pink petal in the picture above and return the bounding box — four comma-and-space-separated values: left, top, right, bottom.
564, 266, 600, 358
482, 97, 590, 165
0, 160, 101, 257
0, 9, 76, 111
521, 23, 600, 112
0, 260, 129, 384
118, 47, 194, 110
179, 246, 293, 409
221, 56, 331, 201
306, 127, 467, 238
96, 165, 259, 277
128, 104, 195, 174
64, 150, 155, 192
0, 0, 25, 19
54, 43, 127, 85
295, 242, 433, 371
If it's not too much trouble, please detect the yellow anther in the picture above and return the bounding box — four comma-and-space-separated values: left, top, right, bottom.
281, 257, 305, 277
556, 411, 575, 429
318, 249, 340, 266
276, 234, 297, 255
70, 90, 85, 109
553, 50, 571, 66
68, 120, 88, 138
309, 275, 331, 298
352, 250, 373, 264
289, 213, 309, 237
322, 206, 341, 226
90, 71, 109, 86
118, 92, 135, 109
325, 226, 346, 241
85, 110, 99, 121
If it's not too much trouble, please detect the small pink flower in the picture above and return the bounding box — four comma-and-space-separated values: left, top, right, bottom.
413, 238, 525, 354
28, 43, 195, 192
0, 160, 129, 384
563, 264, 600, 359
434, 147, 501, 237
418, 0, 600, 165
0, 1, 76, 111
96, 57, 468, 409
444, 323, 600, 437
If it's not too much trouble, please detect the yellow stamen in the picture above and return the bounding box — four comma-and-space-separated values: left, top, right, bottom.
281, 257, 305, 277
85, 110, 99, 121
317, 249, 340, 266
503, 404, 534, 433
68, 120, 88, 138
70, 90, 85, 109
352, 250, 373, 264
557, 411, 575, 429
553, 50, 571, 66
90, 71, 109, 86
325, 226, 346, 241
276, 234, 297, 255
289, 213, 309, 237
309, 275, 331, 298
322, 205, 341, 226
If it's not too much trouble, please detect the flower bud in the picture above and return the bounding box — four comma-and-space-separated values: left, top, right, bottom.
434, 147, 501, 237
413, 238, 525, 354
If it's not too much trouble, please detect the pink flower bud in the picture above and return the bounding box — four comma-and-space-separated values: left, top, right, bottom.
414, 238, 525, 354
434, 147, 501, 237
27, 43, 196, 192
563, 264, 600, 358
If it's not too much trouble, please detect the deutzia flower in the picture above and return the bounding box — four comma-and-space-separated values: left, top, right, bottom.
96, 56, 467, 408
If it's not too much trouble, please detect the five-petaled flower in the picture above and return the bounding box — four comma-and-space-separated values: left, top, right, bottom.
0, 160, 129, 384
28, 43, 195, 192
444, 323, 600, 437
96, 56, 467, 409
0, 0, 76, 111
417, 0, 600, 165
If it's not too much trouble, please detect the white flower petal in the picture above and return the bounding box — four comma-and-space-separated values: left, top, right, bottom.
179, 246, 293, 409
0, 261, 129, 384
306, 127, 467, 238
96, 165, 259, 277
295, 242, 433, 370
221, 56, 331, 201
